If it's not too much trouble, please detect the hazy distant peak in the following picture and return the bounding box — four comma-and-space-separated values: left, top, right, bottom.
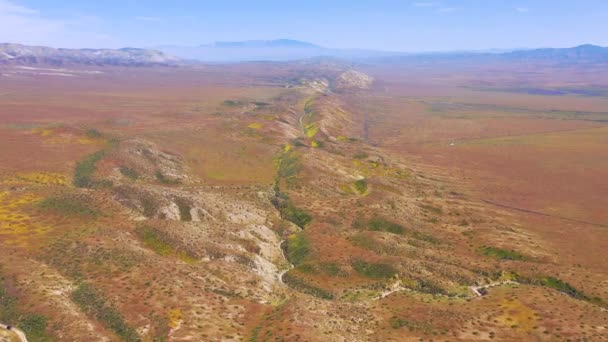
209, 39, 320, 48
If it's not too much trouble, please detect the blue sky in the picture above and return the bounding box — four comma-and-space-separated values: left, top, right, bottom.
0, 0, 606, 51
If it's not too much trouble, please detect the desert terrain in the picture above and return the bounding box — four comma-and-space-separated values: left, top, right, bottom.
0, 58, 607, 342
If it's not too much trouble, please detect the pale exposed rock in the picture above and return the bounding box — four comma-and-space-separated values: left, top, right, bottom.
335, 70, 374, 89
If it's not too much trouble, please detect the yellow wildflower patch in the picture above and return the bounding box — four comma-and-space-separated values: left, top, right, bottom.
0, 191, 52, 248
12, 172, 69, 186
496, 298, 538, 331
31, 127, 54, 137
248, 122, 262, 130
304, 123, 319, 138
167, 308, 183, 329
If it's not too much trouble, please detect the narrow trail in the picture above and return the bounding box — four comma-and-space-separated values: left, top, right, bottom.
374, 280, 519, 301
470, 280, 518, 297
374, 281, 410, 300
394, 125, 608, 147
0, 323, 28, 342
481, 199, 608, 228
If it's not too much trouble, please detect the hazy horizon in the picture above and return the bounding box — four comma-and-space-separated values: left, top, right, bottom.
1, 0, 607, 52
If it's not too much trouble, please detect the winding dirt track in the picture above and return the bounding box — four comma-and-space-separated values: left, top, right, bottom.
481, 199, 608, 228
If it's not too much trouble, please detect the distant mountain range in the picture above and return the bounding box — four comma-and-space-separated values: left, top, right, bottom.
0, 43, 179, 66
156, 40, 608, 63
504, 44, 608, 62
1, 41, 607, 66
157, 40, 608, 64
155, 39, 401, 62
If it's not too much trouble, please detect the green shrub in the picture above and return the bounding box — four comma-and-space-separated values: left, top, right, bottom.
155, 171, 180, 185
290, 138, 306, 147
72, 283, 140, 342
283, 272, 333, 300
389, 317, 436, 333
349, 234, 386, 254
480, 246, 527, 261
136, 226, 196, 263
541, 277, 586, 299
282, 204, 312, 228
296, 262, 347, 277
353, 152, 369, 159
414, 279, 447, 295
20, 314, 49, 342
174, 198, 192, 222
412, 231, 439, 244
276, 150, 300, 180
38, 196, 99, 218
353, 179, 368, 194
73, 150, 106, 188
286, 232, 310, 265
420, 204, 443, 214
222, 100, 242, 106
318, 262, 348, 277
351, 259, 396, 279
367, 217, 405, 235
119, 166, 138, 180
86, 129, 102, 138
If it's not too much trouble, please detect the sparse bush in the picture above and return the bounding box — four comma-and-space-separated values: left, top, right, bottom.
350, 234, 386, 254
480, 246, 527, 261
222, 100, 242, 106
412, 231, 440, 244
318, 262, 348, 277
290, 138, 306, 147
281, 203, 312, 228
155, 171, 180, 185
38, 195, 99, 218
540, 277, 586, 300
283, 272, 334, 300
286, 232, 310, 265
1, 280, 52, 341
72, 283, 140, 342
174, 198, 192, 222
354, 179, 368, 194
414, 278, 447, 295
366, 217, 405, 235
353, 152, 368, 159
136, 226, 197, 263
276, 150, 300, 180
20, 314, 49, 342
420, 204, 443, 214
390, 317, 436, 333
119, 166, 139, 180
311, 140, 324, 148
296, 262, 348, 277
351, 259, 396, 279
73, 150, 106, 188
86, 128, 102, 138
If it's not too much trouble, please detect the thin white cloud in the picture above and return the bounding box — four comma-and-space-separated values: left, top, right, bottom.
135, 16, 165, 22
516, 7, 530, 13
0, 0, 116, 48
0, 0, 38, 15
